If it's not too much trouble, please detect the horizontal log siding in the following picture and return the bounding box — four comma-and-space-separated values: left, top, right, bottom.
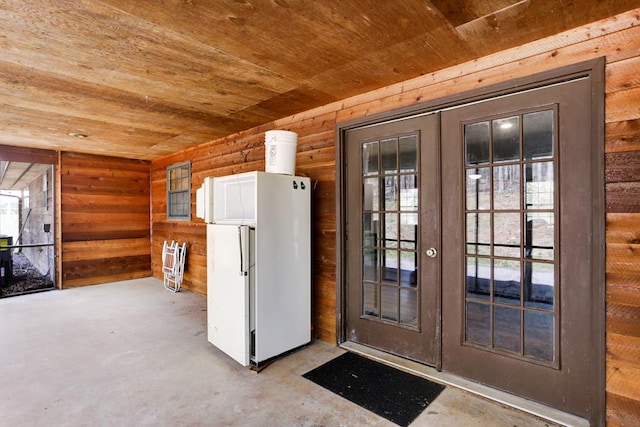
150, 9, 640, 423
61, 152, 151, 287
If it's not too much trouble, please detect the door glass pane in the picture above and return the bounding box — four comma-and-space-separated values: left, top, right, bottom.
400, 215, 417, 250
524, 110, 553, 160
381, 286, 398, 322
466, 213, 490, 255
400, 288, 418, 326
400, 175, 418, 211
466, 302, 490, 346
383, 213, 398, 248
399, 251, 417, 287
494, 259, 521, 305
524, 311, 554, 362
363, 141, 380, 175
466, 257, 490, 300
494, 306, 521, 353
465, 121, 490, 165
381, 138, 397, 174
493, 213, 520, 258
363, 212, 379, 247
399, 136, 418, 172
363, 248, 379, 282
363, 177, 379, 211
525, 162, 554, 210
493, 164, 520, 210
383, 177, 397, 210
524, 262, 554, 310
526, 213, 554, 260
382, 249, 398, 284
466, 167, 490, 210
363, 283, 379, 317
492, 116, 520, 162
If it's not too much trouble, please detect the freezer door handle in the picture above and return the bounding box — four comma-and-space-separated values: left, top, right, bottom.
238, 226, 248, 276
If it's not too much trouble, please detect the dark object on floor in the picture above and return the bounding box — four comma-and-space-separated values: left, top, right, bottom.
303, 351, 445, 426
0, 252, 54, 298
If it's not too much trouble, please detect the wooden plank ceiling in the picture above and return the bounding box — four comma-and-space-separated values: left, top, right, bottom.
0, 0, 638, 161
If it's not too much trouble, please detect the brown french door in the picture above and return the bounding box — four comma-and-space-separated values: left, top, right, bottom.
342, 64, 603, 423
345, 113, 440, 366
440, 77, 602, 420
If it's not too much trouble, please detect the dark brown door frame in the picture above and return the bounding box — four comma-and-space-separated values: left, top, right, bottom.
335, 58, 605, 425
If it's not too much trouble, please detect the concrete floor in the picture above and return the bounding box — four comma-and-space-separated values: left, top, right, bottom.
0, 277, 563, 426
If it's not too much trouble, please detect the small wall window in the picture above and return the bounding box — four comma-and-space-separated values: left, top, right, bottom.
167, 162, 191, 220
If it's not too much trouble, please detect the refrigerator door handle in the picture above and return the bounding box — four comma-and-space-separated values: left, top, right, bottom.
238, 226, 248, 276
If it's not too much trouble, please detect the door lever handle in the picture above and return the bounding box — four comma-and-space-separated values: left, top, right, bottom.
238, 226, 248, 276
426, 248, 437, 258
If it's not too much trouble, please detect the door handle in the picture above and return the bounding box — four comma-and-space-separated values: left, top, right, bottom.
238, 226, 248, 276
426, 248, 438, 258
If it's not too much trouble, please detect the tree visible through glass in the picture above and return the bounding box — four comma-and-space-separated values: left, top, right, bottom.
464, 109, 557, 364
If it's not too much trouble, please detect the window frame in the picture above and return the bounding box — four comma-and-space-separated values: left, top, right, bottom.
166, 161, 191, 221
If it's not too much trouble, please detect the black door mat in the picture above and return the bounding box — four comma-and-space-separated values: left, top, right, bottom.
303, 351, 445, 426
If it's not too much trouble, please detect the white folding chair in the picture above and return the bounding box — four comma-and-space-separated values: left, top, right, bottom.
162, 240, 186, 292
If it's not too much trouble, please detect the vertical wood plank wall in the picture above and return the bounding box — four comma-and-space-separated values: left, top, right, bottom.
60, 152, 151, 287
150, 10, 640, 424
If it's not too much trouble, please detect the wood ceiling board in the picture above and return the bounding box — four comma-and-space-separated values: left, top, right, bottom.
100, 0, 446, 81
0, 0, 638, 160
453, 0, 640, 57
430, 0, 525, 27
335, 8, 640, 113
0, 122, 182, 162
232, 85, 338, 125
303, 26, 474, 99
0, 104, 195, 146
0, 70, 247, 139
0, 61, 252, 158
146, 135, 214, 157
453, 1, 566, 56
0, 1, 297, 112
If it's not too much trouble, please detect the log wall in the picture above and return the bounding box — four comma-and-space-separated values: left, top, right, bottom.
150, 9, 640, 424
60, 152, 151, 287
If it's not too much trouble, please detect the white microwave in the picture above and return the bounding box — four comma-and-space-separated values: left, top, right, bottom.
212, 172, 257, 224
195, 177, 215, 223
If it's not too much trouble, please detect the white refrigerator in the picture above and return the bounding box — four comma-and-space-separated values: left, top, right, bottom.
202, 171, 311, 367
